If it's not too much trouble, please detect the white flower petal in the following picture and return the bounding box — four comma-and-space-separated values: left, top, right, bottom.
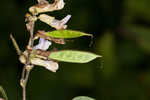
31, 58, 59, 72
44, 61, 59, 72
50, 15, 71, 29
38, 14, 71, 30
60, 15, 71, 25
56, 0, 65, 9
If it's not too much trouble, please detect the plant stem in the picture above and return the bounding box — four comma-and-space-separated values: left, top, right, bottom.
21, 64, 33, 100
28, 19, 35, 48
22, 68, 31, 100
21, 16, 35, 100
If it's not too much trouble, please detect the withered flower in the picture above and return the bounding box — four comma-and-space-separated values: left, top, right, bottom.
38, 14, 71, 30
29, 0, 65, 14
31, 38, 59, 72
31, 58, 58, 72
19, 38, 59, 72
51, 15, 71, 30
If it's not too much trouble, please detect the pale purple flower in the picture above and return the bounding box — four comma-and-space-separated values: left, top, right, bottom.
33, 38, 51, 51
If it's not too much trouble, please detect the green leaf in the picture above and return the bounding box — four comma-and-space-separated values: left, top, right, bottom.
0, 86, 8, 100
72, 96, 95, 100
49, 50, 101, 63
46, 30, 92, 39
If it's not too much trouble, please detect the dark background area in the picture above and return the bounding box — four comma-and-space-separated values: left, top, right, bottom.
1, 0, 150, 100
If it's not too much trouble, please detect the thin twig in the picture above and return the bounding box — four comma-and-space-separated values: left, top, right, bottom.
10, 34, 22, 55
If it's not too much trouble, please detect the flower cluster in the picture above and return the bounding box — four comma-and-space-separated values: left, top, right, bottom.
20, 0, 71, 72
10, 0, 100, 100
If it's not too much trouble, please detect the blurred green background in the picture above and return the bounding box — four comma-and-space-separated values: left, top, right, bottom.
1, 0, 150, 100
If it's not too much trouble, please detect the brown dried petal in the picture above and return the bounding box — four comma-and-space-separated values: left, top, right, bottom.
37, 0, 49, 5
51, 38, 65, 44
29, 0, 65, 14
36, 50, 50, 58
